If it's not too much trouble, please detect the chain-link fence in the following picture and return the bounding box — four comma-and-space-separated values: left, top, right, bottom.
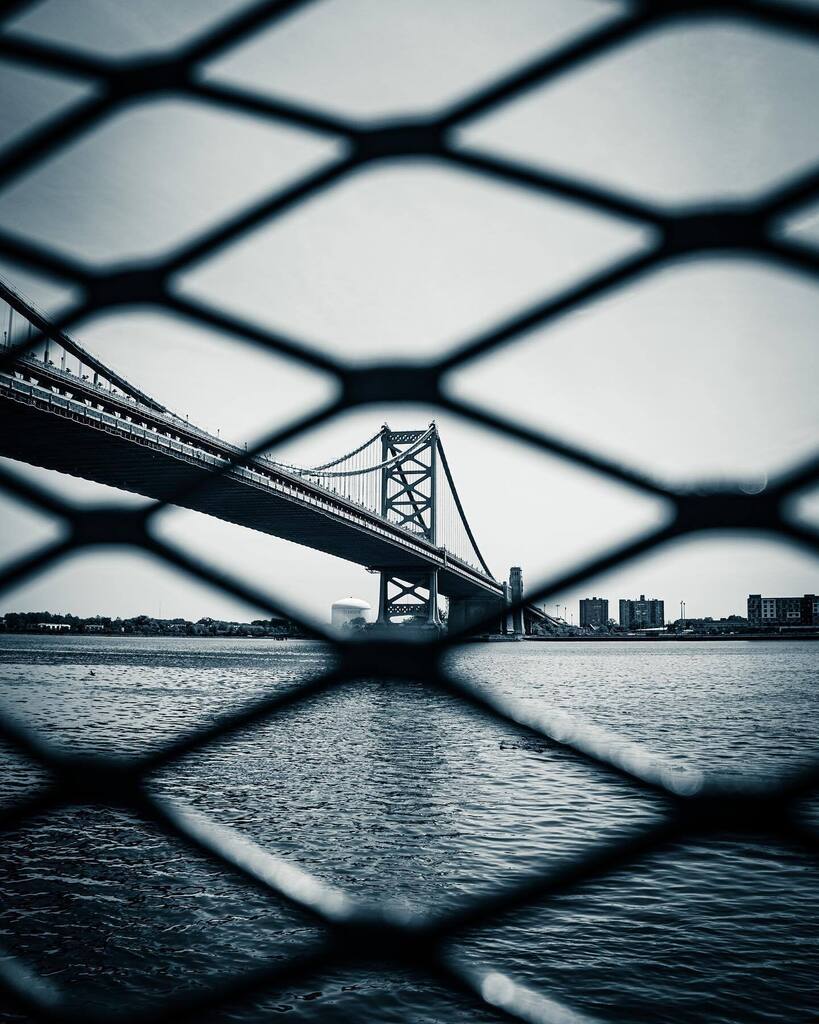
0, 1, 818, 1021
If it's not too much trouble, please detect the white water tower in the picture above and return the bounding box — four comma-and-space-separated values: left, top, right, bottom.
331, 597, 371, 629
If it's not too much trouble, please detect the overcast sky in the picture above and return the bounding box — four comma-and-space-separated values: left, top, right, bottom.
0, 0, 817, 626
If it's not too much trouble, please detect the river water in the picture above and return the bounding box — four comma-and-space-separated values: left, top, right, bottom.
0, 637, 817, 1023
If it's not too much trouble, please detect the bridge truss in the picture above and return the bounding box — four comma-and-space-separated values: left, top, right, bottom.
278, 421, 495, 626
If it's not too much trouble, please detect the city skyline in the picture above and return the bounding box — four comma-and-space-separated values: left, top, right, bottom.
6, 583, 818, 633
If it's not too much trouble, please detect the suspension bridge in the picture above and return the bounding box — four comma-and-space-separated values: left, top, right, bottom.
0, 282, 547, 634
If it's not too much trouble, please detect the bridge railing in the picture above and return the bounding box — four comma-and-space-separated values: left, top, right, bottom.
0, 4, 818, 1024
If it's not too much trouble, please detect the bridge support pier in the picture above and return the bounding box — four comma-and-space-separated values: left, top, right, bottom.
448, 594, 505, 636
375, 569, 442, 633
508, 566, 526, 637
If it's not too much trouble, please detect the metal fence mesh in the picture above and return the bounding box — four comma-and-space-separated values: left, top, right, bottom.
0, 1, 818, 1021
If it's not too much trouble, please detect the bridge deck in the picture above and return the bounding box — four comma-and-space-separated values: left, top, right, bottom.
0, 370, 503, 602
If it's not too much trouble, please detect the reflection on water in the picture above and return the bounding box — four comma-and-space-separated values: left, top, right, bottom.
0, 637, 817, 1023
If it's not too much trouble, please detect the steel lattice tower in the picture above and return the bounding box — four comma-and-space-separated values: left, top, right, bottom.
376, 425, 441, 630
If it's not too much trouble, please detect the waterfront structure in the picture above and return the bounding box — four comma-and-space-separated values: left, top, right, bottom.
747, 593, 819, 627
0, 279, 559, 637
331, 597, 372, 629
579, 597, 608, 628
672, 616, 748, 634
508, 566, 525, 637
619, 595, 664, 630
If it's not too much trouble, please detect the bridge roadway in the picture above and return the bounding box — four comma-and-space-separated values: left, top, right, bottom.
0, 359, 505, 605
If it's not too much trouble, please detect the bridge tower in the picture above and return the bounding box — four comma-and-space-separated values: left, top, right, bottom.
375, 425, 442, 630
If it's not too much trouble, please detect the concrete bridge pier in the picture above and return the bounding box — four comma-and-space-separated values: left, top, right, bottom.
447, 567, 531, 637
508, 566, 526, 637
448, 594, 506, 635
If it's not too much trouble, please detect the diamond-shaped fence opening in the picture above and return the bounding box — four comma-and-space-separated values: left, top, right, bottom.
0, 3, 817, 1024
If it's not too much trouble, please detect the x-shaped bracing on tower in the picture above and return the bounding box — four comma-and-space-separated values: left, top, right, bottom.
376, 427, 441, 629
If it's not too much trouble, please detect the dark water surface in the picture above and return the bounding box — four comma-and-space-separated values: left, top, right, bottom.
0, 637, 817, 1023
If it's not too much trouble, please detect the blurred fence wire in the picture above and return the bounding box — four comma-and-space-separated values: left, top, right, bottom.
0, 1, 818, 1022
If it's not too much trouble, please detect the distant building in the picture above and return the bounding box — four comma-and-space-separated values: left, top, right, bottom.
85, 624, 105, 632
331, 597, 371, 630
579, 597, 608, 628
747, 594, 818, 627
35, 622, 70, 632
619, 595, 664, 630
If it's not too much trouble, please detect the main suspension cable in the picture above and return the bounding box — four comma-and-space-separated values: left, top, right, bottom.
436, 438, 495, 579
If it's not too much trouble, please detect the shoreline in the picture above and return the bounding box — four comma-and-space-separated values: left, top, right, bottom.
1, 632, 817, 644
478, 633, 819, 643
